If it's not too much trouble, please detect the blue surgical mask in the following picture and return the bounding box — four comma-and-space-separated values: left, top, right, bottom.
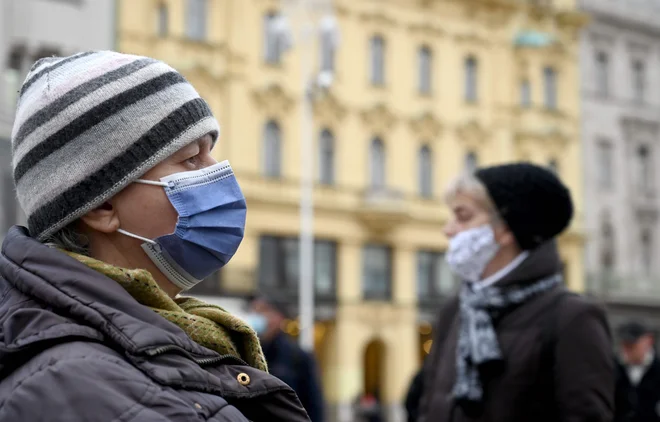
118, 160, 246, 291
245, 313, 268, 335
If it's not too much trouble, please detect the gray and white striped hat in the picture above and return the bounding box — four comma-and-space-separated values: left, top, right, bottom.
11, 51, 219, 241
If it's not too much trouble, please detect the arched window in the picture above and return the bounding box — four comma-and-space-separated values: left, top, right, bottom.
370, 35, 385, 85
263, 120, 281, 178
641, 229, 653, 275
465, 56, 478, 102
370, 137, 385, 188
638, 145, 654, 192
264, 12, 286, 64
320, 17, 337, 73
157, 3, 168, 37
185, 0, 207, 40
465, 151, 478, 173
319, 129, 335, 185
600, 217, 615, 271
596, 51, 609, 96
418, 145, 433, 198
543, 66, 557, 109
520, 79, 531, 107
418, 46, 432, 94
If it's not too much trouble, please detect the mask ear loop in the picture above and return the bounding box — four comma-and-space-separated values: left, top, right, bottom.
117, 229, 157, 245
134, 179, 168, 187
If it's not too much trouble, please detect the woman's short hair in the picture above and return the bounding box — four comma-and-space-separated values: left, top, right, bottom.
42, 222, 90, 256
444, 172, 502, 224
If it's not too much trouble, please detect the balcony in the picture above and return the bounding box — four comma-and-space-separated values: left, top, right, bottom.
587, 272, 660, 305
356, 188, 410, 233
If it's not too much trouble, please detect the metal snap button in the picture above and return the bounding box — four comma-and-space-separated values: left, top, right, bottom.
194, 403, 202, 410
237, 372, 251, 386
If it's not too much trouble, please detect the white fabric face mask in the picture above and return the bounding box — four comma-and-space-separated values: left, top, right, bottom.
446, 224, 500, 283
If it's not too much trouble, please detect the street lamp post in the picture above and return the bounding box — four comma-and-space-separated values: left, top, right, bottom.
279, 0, 337, 352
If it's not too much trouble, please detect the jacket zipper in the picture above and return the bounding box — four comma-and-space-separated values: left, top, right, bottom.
145, 344, 249, 367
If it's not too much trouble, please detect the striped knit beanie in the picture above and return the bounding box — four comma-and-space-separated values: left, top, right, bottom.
10, 51, 220, 241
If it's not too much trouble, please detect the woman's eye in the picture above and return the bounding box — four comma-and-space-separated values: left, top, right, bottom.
185, 155, 200, 166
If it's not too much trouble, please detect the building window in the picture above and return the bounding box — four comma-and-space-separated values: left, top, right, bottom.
264, 12, 287, 64
465, 56, 478, 102
156, 3, 168, 37
370, 137, 386, 188
319, 128, 335, 185
370, 35, 385, 86
4, 46, 23, 109
263, 120, 281, 178
417, 251, 455, 301
418, 144, 433, 198
520, 79, 531, 107
465, 151, 478, 173
641, 230, 653, 276
418, 45, 432, 94
320, 17, 337, 73
185, 0, 207, 41
543, 66, 557, 109
258, 236, 337, 297
595, 51, 609, 97
601, 217, 615, 272
632, 59, 646, 103
637, 145, 653, 193
548, 159, 559, 175
362, 244, 392, 300
597, 141, 613, 190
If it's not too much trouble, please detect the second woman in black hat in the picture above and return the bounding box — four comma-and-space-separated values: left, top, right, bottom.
417, 162, 615, 422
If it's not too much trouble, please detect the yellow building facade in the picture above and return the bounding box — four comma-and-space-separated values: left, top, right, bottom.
117, 0, 587, 420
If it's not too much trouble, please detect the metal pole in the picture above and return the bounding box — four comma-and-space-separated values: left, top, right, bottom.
298, 5, 315, 352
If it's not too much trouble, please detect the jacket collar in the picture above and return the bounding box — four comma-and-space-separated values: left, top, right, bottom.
0, 226, 217, 359
496, 240, 562, 287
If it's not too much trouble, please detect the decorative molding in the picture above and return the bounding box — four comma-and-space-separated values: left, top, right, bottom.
409, 112, 443, 140
621, 116, 660, 140
361, 103, 398, 132
628, 41, 651, 57
407, 22, 446, 38
358, 11, 397, 27
515, 127, 572, 156
252, 84, 295, 116
453, 32, 490, 46
312, 92, 348, 126
455, 120, 489, 147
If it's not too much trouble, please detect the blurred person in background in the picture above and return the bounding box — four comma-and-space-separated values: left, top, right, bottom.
404, 365, 425, 422
0, 51, 309, 421
614, 321, 660, 422
418, 163, 614, 422
247, 296, 325, 422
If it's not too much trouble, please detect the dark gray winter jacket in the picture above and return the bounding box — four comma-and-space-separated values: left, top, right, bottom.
0, 227, 311, 422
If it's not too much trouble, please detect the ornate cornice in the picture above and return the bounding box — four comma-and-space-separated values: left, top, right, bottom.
409, 112, 443, 140
453, 32, 491, 46
252, 84, 295, 116
358, 11, 397, 27
455, 120, 489, 148
515, 127, 571, 156
312, 92, 348, 126
361, 103, 398, 132
407, 22, 446, 38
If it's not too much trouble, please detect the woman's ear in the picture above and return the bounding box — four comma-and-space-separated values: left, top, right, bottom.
80, 202, 120, 234
493, 225, 517, 248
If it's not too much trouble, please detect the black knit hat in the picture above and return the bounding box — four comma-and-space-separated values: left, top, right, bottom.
474, 162, 573, 250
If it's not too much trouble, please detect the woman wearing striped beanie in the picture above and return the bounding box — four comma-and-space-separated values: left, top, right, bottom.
0, 51, 310, 422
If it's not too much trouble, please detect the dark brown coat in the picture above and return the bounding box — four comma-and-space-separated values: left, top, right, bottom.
418, 242, 615, 422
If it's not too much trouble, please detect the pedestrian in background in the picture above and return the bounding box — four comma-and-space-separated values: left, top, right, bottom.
615, 321, 660, 422
0, 51, 309, 421
248, 296, 326, 422
418, 163, 615, 422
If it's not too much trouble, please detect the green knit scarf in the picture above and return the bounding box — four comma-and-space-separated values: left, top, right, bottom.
66, 252, 268, 372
